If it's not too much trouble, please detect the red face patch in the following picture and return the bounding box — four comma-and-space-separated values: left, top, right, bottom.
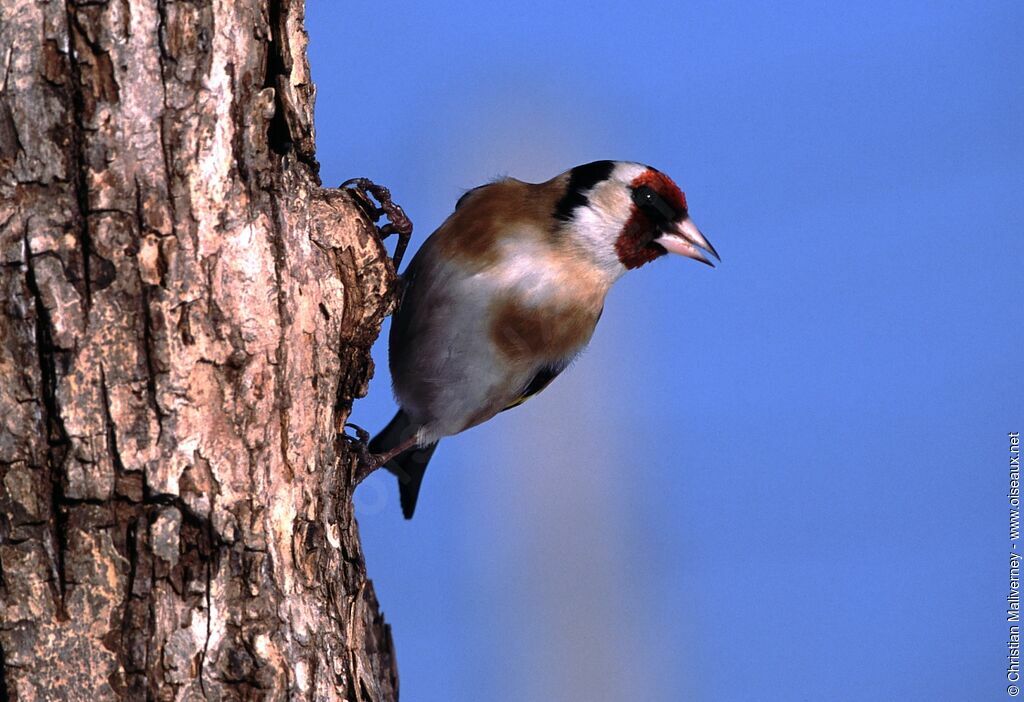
615, 169, 688, 269
630, 170, 687, 215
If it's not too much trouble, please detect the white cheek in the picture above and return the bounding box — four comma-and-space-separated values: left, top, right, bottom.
570, 190, 630, 278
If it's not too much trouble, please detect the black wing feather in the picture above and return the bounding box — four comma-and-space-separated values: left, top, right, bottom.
502, 364, 566, 412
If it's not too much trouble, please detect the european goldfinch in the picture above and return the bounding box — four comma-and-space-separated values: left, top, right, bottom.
368, 160, 718, 518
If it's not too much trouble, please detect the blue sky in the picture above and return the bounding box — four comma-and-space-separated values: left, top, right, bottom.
307, 2, 1022, 700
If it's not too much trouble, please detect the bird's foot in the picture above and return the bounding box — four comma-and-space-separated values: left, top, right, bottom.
343, 421, 370, 444
353, 455, 385, 485
338, 423, 380, 485
341, 177, 413, 270
354, 432, 423, 485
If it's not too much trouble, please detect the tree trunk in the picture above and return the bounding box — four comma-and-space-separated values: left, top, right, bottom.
0, 1, 399, 699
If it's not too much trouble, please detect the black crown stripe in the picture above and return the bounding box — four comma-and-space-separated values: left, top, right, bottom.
553, 160, 616, 222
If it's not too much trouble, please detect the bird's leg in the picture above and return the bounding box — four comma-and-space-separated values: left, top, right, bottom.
341, 177, 413, 270
368, 433, 421, 468
353, 433, 421, 485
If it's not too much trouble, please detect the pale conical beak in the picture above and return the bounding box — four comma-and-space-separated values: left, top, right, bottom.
654, 217, 720, 267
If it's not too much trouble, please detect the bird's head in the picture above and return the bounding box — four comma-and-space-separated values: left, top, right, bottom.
554, 160, 718, 274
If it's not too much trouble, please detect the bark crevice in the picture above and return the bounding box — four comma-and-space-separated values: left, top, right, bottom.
264, 0, 293, 158
23, 233, 71, 613
63, 0, 97, 310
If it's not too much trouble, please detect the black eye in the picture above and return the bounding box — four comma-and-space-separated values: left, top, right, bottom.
632, 185, 657, 206
631, 185, 678, 223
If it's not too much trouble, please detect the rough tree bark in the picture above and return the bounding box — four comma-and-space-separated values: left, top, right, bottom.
0, 1, 401, 699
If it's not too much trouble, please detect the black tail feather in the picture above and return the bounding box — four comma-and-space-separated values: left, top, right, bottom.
369, 410, 438, 519
393, 442, 438, 519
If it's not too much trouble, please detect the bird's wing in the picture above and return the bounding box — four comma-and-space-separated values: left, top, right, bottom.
500, 362, 568, 412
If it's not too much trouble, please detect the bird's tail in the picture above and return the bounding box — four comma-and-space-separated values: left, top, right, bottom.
368, 410, 438, 519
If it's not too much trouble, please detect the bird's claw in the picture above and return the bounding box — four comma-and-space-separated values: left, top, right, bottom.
339, 422, 385, 484
344, 422, 370, 444
341, 177, 413, 270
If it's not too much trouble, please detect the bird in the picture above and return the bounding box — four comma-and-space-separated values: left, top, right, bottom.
367, 160, 718, 518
